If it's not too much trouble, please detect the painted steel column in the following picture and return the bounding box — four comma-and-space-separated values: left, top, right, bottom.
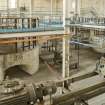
62, 0, 81, 78
55, 0, 57, 14
63, 0, 74, 27
7, 0, 9, 17
62, 0, 66, 78
62, 36, 66, 78
62, 0, 70, 78
90, 30, 95, 40
51, 0, 53, 16
17, 0, 21, 17
29, 0, 32, 29
29, 0, 32, 17
75, 0, 81, 16
17, 0, 19, 16
77, 0, 81, 16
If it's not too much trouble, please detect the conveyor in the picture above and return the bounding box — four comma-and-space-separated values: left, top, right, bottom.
0, 71, 104, 105
52, 82, 105, 105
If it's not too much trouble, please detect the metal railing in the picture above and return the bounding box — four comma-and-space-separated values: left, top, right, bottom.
66, 16, 105, 26
0, 12, 63, 33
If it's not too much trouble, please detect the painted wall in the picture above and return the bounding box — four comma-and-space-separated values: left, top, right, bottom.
0, 47, 39, 81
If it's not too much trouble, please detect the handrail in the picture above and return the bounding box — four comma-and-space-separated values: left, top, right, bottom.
0, 34, 68, 44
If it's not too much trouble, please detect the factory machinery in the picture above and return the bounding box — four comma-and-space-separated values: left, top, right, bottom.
0, 77, 57, 105
66, 16, 105, 76
1, 16, 105, 105
1, 70, 105, 105
67, 16, 105, 53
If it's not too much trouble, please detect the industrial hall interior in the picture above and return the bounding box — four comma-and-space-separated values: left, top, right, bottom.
1, 0, 105, 105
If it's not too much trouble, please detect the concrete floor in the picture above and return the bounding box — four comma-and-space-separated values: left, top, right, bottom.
5, 47, 105, 105
5, 47, 100, 83
5, 63, 58, 84
72, 48, 99, 76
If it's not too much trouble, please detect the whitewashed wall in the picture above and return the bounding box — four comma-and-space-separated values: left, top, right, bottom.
80, 0, 105, 17
0, 0, 7, 10
0, 0, 63, 15
18, 0, 62, 14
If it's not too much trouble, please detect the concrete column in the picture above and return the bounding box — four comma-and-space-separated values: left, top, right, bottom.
90, 30, 95, 40
74, 102, 81, 105
63, 0, 75, 27
0, 47, 39, 81
0, 67, 4, 81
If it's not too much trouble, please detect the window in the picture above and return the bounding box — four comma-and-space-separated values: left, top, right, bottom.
9, 0, 16, 8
